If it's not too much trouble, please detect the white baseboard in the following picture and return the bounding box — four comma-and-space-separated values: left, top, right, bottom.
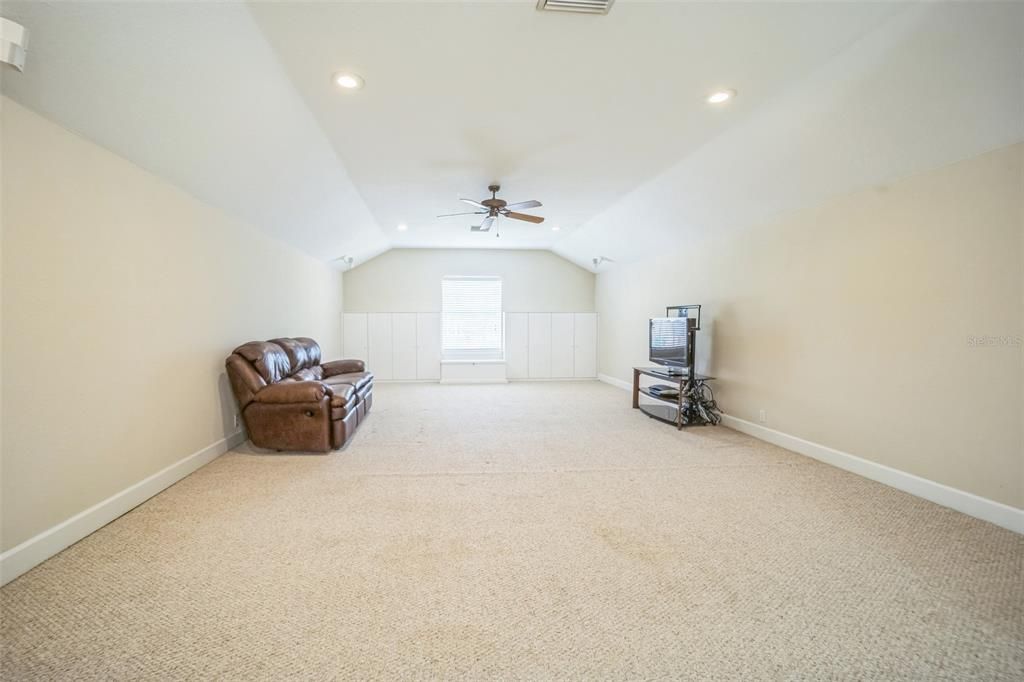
599, 373, 1023, 534
720, 415, 1023, 534
383, 378, 600, 384
375, 379, 440, 384
438, 379, 509, 384
388, 378, 597, 384
0, 430, 247, 586
598, 373, 632, 391
508, 377, 599, 382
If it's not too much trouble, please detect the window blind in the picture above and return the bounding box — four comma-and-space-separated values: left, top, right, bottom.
441, 277, 503, 360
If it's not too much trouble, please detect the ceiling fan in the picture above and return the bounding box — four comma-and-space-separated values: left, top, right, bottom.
437, 184, 544, 232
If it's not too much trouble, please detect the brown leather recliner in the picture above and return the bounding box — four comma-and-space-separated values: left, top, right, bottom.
225, 337, 373, 452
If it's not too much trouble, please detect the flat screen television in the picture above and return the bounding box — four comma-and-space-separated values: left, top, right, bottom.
649, 316, 695, 372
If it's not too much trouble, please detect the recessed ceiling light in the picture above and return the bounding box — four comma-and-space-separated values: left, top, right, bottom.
707, 89, 736, 104
334, 72, 364, 90
397, 223, 408, 231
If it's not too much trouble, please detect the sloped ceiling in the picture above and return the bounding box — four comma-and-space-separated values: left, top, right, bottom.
1, 2, 1019, 271
555, 1, 1024, 268
0, 0, 388, 265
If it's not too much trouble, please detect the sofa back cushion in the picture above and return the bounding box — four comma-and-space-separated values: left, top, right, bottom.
269, 337, 321, 372
233, 341, 292, 384
294, 337, 322, 367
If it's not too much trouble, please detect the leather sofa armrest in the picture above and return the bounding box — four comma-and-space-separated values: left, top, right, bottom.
322, 359, 365, 377
254, 381, 332, 404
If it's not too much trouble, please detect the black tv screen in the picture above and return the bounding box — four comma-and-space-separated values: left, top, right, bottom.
649, 317, 694, 368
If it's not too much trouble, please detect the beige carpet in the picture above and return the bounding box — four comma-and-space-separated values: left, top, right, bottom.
2, 382, 1022, 680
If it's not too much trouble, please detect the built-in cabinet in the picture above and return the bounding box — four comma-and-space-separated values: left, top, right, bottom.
367, 313, 393, 381
507, 312, 597, 379
414, 313, 441, 380
506, 313, 530, 379
572, 312, 598, 378
344, 312, 441, 381
344, 311, 596, 382
551, 313, 575, 378
526, 312, 551, 378
392, 313, 418, 380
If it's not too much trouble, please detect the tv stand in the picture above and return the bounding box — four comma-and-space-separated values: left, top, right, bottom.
632, 366, 720, 429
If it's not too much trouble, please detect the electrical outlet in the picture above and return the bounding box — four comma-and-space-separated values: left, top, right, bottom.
233, 413, 241, 429
759, 409, 767, 424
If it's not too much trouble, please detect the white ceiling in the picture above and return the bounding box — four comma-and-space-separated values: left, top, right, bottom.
2, 2, 1019, 271
246, 0, 899, 251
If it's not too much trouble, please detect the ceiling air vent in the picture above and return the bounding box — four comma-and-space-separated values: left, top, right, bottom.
536, 0, 615, 15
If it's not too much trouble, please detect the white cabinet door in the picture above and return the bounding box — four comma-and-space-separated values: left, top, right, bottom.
415, 312, 441, 380
392, 313, 418, 380
551, 313, 575, 378
343, 313, 368, 361
527, 313, 551, 378
574, 313, 597, 378
368, 313, 393, 381
506, 312, 529, 379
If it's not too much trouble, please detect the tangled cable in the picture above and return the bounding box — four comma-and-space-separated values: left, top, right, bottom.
682, 380, 722, 426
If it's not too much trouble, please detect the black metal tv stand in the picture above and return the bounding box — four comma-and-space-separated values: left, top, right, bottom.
632, 366, 719, 429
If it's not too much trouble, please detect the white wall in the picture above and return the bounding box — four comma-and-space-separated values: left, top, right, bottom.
343, 248, 594, 313
1, 98, 345, 554
595, 144, 1023, 509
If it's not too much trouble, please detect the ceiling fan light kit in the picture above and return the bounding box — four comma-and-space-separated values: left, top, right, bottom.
437, 184, 545, 236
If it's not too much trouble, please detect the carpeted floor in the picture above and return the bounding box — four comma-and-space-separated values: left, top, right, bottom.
2, 381, 1022, 680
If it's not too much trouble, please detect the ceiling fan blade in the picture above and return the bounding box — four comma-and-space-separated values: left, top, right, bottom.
459, 198, 486, 209
504, 200, 542, 211
471, 215, 495, 232
505, 211, 545, 224
437, 211, 486, 218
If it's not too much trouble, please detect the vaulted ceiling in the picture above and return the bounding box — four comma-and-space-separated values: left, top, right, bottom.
2, 2, 1020, 271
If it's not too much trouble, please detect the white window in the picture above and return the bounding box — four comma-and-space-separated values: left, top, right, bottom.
441, 276, 503, 360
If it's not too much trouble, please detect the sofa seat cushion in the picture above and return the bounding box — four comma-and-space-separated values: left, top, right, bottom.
290, 366, 325, 382
323, 371, 374, 393
330, 384, 358, 420
330, 384, 357, 408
